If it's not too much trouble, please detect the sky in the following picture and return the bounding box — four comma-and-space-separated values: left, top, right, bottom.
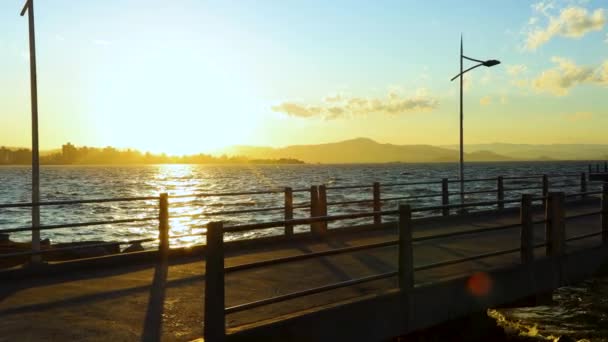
1, 0, 608, 154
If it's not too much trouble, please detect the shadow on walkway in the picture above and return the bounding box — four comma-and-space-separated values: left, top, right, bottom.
141, 256, 169, 342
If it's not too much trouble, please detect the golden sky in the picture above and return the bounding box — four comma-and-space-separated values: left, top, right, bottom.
1, 0, 608, 154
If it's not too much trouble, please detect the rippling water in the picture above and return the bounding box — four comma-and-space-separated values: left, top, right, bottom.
0, 161, 606, 339
0, 162, 599, 246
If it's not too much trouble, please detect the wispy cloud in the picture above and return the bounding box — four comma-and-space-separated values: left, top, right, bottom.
519, 57, 608, 96
272, 90, 438, 120
479, 96, 492, 106
525, 4, 605, 50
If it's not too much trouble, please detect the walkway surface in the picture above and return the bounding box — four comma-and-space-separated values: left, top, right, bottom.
0, 200, 603, 341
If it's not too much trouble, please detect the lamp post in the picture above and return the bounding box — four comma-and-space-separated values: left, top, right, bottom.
450, 36, 500, 209
20, 0, 41, 263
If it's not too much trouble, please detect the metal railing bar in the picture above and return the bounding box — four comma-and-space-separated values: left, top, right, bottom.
382, 193, 443, 201
326, 199, 374, 206
169, 232, 205, 239
565, 231, 603, 242
0, 196, 159, 209
224, 270, 398, 314
565, 190, 601, 197
504, 186, 541, 191
170, 189, 283, 199
381, 180, 441, 187
413, 222, 522, 242
415, 247, 521, 271
411, 198, 522, 213
223, 210, 397, 233
447, 177, 497, 183
501, 175, 542, 180
325, 184, 373, 190
451, 189, 497, 196
0, 237, 157, 259
0, 217, 158, 234
564, 211, 602, 220
225, 240, 398, 274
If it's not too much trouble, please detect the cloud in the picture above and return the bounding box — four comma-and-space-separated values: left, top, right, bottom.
272, 90, 438, 120
526, 6, 605, 50
524, 57, 608, 95
270, 103, 322, 118
564, 111, 593, 122
506, 64, 528, 76
532, 57, 594, 95
479, 96, 492, 106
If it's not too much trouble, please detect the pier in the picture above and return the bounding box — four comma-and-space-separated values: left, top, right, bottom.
1, 172, 608, 341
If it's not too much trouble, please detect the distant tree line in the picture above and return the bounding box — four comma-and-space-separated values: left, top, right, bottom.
0, 143, 304, 165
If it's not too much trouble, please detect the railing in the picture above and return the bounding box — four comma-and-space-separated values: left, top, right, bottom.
0, 172, 604, 267
202, 184, 608, 341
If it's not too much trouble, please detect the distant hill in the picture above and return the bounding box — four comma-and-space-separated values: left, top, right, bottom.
221, 138, 513, 164
441, 143, 608, 161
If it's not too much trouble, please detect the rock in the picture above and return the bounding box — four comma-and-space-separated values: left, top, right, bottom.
122, 242, 144, 253
555, 336, 576, 342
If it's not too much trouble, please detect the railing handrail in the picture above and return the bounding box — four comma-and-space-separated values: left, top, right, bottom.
0, 172, 594, 209
0, 195, 159, 209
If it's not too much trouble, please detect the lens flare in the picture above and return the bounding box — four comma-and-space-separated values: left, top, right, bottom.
467, 272, 492, 297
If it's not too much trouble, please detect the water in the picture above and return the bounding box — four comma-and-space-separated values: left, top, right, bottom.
0, 162, 594, 246
0, 161, 606, 340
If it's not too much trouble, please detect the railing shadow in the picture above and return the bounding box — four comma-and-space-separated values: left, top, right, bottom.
141, 256, 168, 342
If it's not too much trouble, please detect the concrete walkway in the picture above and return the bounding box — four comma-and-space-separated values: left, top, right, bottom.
0, 200, 603, 341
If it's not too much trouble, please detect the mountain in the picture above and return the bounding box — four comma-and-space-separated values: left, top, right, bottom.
441, 143, 608, 161
220, 138, 513, 164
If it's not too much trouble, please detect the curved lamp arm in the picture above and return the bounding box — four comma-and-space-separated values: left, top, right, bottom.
450, 63, 484, 82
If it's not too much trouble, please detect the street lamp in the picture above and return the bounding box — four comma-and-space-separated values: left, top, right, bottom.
450, 36, 500, 209
20, 0, 41, 263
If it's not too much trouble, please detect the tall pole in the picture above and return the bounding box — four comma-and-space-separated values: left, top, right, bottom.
21, 0, 41, 263
459, 35, 465, 207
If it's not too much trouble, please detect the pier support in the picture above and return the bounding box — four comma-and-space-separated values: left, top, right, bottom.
204, 222, 225, 342
373, 182, 381, 225
284, 187, 293, 237
398, 204, 414, 290
602, 184, 608, 243
441, 178, 449, 216
497, 176, 504, 211
158, 193, 169, 259
520, 194, 533, 264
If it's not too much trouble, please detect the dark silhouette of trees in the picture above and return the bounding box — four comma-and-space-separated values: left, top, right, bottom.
0, 143, 304, 165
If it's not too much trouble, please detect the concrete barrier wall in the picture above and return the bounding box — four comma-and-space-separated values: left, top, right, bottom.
226, 244, 608, 342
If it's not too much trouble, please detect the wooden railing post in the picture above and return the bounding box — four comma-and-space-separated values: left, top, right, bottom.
159, 193, 169, 259
318, 185, 328, 232
284, 187, 293, 237
398, 204, 414, 290
542, 174, 549, 208
204, 221, 225, 342
589, 164, 593, 174
497, 176, 504, 211
602, 183, 608, 243
373, 182, 382, 225
580, 172, 587, 198
545, 192, 565, 256
520, 194, 534, 264
441, 178, 449, 216
310, 186, 322, 235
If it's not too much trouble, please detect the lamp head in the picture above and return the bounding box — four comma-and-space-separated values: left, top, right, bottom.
482, 59, 501, 67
